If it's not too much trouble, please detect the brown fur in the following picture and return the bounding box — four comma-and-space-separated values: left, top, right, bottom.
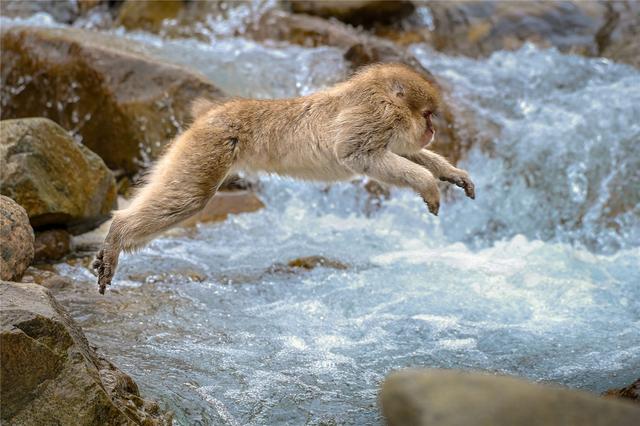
93, 63, 475, 293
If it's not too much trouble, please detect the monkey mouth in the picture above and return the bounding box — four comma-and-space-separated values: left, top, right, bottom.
420, 128, 435, 147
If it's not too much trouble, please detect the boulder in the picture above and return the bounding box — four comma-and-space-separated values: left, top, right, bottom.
380, 368, 640, 426
0, 196, 34, 281
0, 25, 224, 174
426, 1, 607, 57
0, 118, 117, 233
288, 0, 415, 28
250, 11, 463, 163
0, 281, 171, 425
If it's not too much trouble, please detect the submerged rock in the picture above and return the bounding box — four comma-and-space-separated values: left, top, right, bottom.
0, 25, 223, 174
116, 0, 183, 32
0, 118, 116, 233
0, 282, 171, 425
380, 368, 640, 426
286, 256, 348, 271
0, 196, 34, 281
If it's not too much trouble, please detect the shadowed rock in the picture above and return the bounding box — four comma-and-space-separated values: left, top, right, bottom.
0, 282, 172, 425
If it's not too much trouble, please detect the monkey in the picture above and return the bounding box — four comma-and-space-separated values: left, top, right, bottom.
93, 63, 475, 294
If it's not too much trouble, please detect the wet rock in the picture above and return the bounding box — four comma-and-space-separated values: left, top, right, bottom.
380, 368, 640, 426
0, 118, 116, 233
34, 229, 72, 262
116, 0, 183, 32
286, 256, 348, 271
250, 11, 463, 163
0, 196, 34, 281
0, 25, 224, 174
597, 2, 640, 68
0, 281, 171, 425
0, 0, 80, 23
288, 0, 415, 28
604, 378, 640, 403
179, 190, 265, 226
426, 1, 607, 57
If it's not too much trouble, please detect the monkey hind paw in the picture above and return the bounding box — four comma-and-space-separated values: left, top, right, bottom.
92, 248, 114, 295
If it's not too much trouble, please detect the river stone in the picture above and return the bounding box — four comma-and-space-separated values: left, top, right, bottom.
380, 368, 640, 426
251, 10, 463, 164
0, 281, 171, 425
427, 1, 607, 57
288, 0, 415, 28
0, 196, 34, 281
597, 1, 640, 69
0, 25, 224, 174
0, 118, 117, 233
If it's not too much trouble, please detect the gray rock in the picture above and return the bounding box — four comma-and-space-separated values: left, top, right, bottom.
0, 281, 172, 425
0, 195, 34, 281
380, 368, 640, 426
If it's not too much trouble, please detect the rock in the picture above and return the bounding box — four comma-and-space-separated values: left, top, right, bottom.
288, 0, 415, 28
34, 229, 72, 262
116, 0, 183, 32
20, 267, 73, 290
604, 378, 640, 403
286, 256, 348, 271
380, 368, 640, 426
250, 11, 463, 163
179, 190, 265, 226
0, 118, 117, 233
597, 2, 640, 68
0, 0, 80, 24
0, 25, 224, 174
426, 1, 607, 57
0, 196, 34, 281
0, 281, 171, 425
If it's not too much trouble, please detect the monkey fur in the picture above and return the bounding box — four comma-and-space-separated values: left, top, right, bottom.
93, 63, 475, 294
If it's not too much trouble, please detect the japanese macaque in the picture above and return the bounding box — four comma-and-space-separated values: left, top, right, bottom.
93, 63, 475, 293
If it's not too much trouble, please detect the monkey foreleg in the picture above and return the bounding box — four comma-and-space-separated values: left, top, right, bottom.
405, 149, 475, 199
340, 151, 441, 215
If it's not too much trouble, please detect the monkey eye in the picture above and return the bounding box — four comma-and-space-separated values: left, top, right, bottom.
422, 110, 432, 119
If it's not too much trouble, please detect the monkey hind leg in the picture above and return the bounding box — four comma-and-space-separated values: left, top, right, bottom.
94, 128, 237, 293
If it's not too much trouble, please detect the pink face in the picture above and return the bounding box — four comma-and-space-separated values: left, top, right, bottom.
419, 110, 436, 147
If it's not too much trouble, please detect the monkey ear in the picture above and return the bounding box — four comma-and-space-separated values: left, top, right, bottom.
392, 80, 405, 98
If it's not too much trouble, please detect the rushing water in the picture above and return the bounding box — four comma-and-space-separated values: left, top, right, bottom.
4, 11, 640, 426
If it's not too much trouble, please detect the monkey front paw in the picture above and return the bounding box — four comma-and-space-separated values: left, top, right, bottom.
441, 171, 476, 200
92, 248, 116, 295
